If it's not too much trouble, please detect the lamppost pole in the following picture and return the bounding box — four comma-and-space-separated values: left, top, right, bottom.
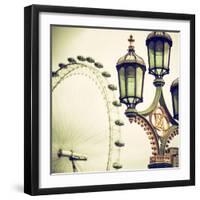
116, 32, 179, 168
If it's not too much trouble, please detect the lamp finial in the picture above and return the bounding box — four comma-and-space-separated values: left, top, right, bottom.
128, 35, 135, 52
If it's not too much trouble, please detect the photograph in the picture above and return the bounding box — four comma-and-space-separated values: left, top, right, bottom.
51, 26, 180, 174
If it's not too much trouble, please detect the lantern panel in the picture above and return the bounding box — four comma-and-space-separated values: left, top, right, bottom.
164, 42, 170, 69
119, 67, 126, 99
136, 66, 143, 98
148, 41, 155, 70
126, 66, 135, 97
155, 40, 163, 75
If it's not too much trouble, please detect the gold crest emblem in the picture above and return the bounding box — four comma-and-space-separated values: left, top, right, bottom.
150, 107, 170, 137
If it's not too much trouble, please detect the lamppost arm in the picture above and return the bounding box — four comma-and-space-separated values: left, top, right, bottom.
159, 125, 179, 155
138, 87, 162, 116
159, 91, 178, 126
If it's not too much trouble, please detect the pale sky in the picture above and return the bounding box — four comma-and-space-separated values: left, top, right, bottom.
51, 26, 180, 174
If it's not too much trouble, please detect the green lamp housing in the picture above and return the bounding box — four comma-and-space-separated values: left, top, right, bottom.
116, 36, 146, 119
170, 78, 179, 120
146, 32, 172, 79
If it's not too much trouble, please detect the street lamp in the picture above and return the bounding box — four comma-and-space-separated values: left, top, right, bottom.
146, 32, 172, 86
116, 32, 179, 168
116, 35, 146, 122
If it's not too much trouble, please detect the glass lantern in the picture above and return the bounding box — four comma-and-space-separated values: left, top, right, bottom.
170, 78, 179, 120
116, 35, 146, 121
146, 32, 172, 80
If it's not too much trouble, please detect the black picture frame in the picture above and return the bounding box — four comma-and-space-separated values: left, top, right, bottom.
24, 4, 195, 196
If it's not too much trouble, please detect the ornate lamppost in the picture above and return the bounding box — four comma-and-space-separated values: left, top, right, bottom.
116, 32, 179, 168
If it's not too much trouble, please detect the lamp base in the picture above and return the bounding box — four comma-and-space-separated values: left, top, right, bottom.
125, 107, 137, 123
148, 155, 173, 168
148, 162, 172, 168
153, 78, 165, 87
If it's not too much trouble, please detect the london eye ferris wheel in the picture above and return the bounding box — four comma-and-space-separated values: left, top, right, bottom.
51, 56, 125, 173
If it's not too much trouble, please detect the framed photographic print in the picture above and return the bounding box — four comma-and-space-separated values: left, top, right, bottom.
24, 4, 195, 195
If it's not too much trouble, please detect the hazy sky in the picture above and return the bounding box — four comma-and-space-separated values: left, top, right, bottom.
51, 26, 180, 173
